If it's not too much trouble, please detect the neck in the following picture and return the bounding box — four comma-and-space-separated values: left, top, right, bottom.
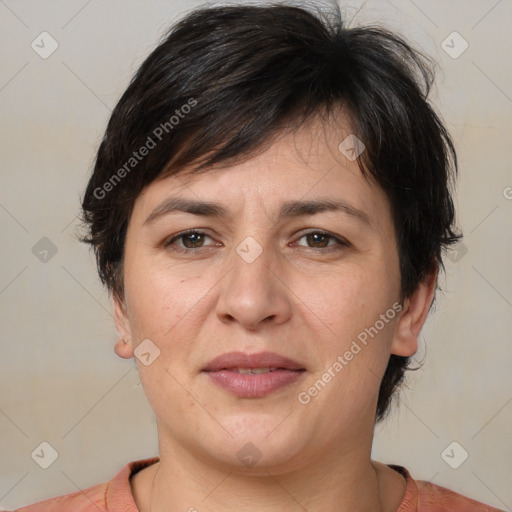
133, 435, 405, 512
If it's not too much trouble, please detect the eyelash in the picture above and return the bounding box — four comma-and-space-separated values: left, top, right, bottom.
163, 229, 350, 254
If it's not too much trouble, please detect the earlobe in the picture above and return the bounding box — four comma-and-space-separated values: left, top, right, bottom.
113, 296, 134, 359
391, 266, 438, 357
114, 336, 134, 359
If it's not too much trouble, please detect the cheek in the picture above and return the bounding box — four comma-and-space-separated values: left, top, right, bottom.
307, 263, 396, 339
124, 254, 208, 340
303, 263, 400, 399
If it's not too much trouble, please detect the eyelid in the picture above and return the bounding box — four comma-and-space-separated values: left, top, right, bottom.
292, 229, 351, 249
164, 228, 350, 253
164, 229, 217, 251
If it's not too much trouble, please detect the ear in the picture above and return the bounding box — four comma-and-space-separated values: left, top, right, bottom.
113, 294, 134, 359
391, 265, 438, 357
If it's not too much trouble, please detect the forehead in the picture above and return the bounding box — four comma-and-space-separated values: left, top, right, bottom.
130, 112, 390, 230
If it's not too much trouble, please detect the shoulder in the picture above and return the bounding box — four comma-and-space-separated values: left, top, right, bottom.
415, 480, 505, 512
14, 482, 108, 512
390, 465, 505, 512
13, 457, 160, 512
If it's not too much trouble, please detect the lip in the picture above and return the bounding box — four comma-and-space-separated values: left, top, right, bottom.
203, 351, 305, 372
202, 351, 306, 398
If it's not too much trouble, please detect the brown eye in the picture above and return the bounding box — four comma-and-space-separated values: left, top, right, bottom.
179, 232, 207, 249
165, 230, 215, 253
295, 230, 349, 250
305, 232, 331, 248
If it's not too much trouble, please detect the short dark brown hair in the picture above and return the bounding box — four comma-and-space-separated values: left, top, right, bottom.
79, 2, 461, 422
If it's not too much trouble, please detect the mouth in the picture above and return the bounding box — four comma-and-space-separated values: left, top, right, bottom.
202, 351, 305, 372
202, 352, 306, 398
220, 367, 285, 374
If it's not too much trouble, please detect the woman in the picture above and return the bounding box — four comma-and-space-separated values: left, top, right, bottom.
16, 2, 504, 511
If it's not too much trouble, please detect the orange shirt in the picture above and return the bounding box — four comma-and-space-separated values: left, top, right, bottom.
14, 457, 504, 511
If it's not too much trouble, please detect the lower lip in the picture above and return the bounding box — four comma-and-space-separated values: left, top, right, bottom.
204, 369, 305, 398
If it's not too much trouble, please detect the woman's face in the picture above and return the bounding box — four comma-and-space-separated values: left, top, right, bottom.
114, 115, 421, 473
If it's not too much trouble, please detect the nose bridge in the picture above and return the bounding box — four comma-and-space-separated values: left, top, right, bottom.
216, 231, 291, 328
230, 232, 275, 297
229, 198, 276, 277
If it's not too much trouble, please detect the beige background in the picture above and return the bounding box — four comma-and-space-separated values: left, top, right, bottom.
1, 0, 511, 509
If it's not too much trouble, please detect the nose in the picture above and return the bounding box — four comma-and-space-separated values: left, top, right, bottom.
215, 236, 293, 331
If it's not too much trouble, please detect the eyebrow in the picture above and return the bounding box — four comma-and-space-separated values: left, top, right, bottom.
143, 197, 372, 227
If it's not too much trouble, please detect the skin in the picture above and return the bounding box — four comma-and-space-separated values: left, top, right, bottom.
113, 112, 437, 512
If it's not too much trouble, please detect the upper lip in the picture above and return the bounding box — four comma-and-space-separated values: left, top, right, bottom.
203, 351, 305, 371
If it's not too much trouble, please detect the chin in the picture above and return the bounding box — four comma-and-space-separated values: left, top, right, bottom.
195, 420, 310, 472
